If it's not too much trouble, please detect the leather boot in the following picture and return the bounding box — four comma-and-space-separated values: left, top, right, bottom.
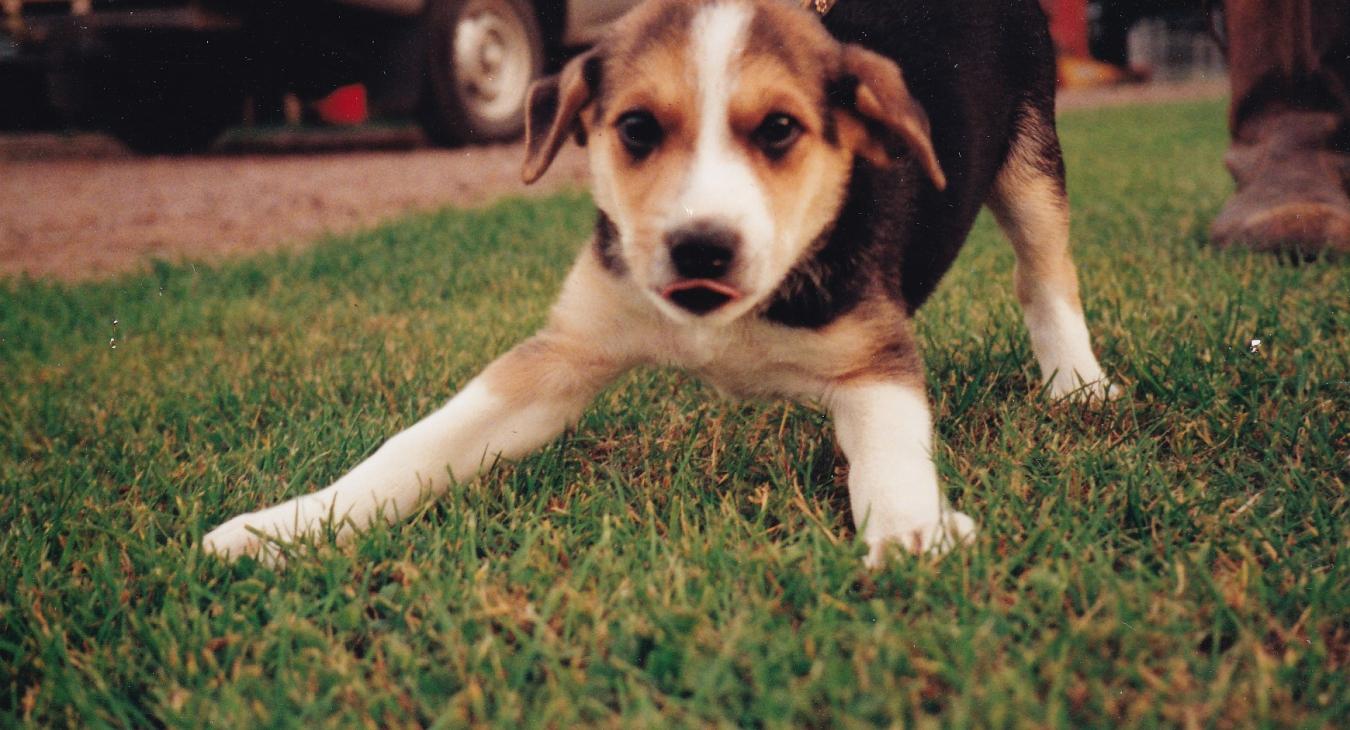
1209, 110, 1350, 255
1212, 0, 1350, 255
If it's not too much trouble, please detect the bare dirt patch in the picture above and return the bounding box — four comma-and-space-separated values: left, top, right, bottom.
1, 133, 590, 280
1, 80, 1226, 282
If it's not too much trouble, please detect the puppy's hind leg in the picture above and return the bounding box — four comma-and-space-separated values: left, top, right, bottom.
986, 106, 1117, 401
202, 327, 626, 563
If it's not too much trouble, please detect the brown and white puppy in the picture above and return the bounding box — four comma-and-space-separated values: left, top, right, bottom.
204, 0, 1115, 567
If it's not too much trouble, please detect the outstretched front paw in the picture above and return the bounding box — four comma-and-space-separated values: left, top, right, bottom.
202, 512, 287, 565
863, 509, 976, 569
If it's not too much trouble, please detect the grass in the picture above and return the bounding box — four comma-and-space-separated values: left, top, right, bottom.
2, 99, 1347, 727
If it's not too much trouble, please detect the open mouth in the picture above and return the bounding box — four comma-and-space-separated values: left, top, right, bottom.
661, 279, 742, 315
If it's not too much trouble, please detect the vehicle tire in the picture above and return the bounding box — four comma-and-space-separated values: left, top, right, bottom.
420, 0, 544, 145
96, 61, 243, 155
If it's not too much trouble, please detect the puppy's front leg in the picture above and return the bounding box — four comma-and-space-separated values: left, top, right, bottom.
203, 331, 623, 561
829, 381, 976, 568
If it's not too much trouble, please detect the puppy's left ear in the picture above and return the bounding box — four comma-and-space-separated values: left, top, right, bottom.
523, 48, 601, 184
837, 45, 947, 191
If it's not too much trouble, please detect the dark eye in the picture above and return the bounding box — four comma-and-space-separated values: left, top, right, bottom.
616, 110, 663, 159
751, 113, 802, 158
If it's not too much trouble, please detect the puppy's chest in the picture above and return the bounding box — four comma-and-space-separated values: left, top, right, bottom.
654, 321, 851, 400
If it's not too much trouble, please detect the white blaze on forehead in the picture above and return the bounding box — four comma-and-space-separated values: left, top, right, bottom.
691, 2, 751, 142
664, 1, 774, 289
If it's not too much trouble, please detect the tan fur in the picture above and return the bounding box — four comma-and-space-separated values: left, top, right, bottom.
587, 58, 698, 285
730, 56, 856, 252
986, 111, 1115, 400
480, 333, 624, 408
986, 129, 1081, 314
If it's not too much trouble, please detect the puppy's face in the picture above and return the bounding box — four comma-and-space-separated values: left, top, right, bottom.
524, 0, 945, 325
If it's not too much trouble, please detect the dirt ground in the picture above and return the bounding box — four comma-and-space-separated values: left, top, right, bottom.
0, 79, 1227, 281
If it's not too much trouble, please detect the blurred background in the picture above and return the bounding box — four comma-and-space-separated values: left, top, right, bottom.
0, 0, 1229, 279
1, 0, 640, 151
0, 0, 1226, 149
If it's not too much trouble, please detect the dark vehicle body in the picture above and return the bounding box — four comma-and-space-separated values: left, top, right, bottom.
2, 0, 1208, 153
0, 0, 637, 152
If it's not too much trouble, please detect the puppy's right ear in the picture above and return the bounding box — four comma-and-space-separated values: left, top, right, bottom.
522, 48, 601, 184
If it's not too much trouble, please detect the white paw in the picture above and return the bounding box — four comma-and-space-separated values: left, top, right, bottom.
862, 509, 977, 568
1048, 374, 1122, 403
202, 512, 288, 565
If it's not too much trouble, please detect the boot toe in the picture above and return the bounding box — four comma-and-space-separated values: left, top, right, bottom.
1211, 200, 1350, 255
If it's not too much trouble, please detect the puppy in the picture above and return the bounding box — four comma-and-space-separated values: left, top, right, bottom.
204, 0, 1114, 567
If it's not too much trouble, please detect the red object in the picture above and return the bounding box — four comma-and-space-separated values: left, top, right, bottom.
315, 84, 368, 126
1043, 0, 1090, 58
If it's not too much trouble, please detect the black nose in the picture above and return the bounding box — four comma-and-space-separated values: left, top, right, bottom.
667, 223, 739, 280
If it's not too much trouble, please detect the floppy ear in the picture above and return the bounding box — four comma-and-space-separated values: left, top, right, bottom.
522, 48, 601, 184
837, 45, 947, 191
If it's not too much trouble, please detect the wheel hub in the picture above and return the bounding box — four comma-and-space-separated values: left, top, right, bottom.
452, 3, 533, 122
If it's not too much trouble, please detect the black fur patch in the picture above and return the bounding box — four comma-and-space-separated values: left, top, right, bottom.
1010, 103, 1067, 193
825, 75, 859, 108
762, 159, 912, 328
581, 52, 604, 93
819, 104, 839, 146
580, 52, 605, 130
594, 211, 626, 276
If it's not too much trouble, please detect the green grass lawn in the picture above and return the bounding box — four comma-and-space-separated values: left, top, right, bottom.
2, 100, 1347, 727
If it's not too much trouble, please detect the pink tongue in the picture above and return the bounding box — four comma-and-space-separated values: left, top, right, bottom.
661, 279, 742, 300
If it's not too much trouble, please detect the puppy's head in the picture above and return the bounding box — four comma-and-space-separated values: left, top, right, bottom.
523, 0, 944, 324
